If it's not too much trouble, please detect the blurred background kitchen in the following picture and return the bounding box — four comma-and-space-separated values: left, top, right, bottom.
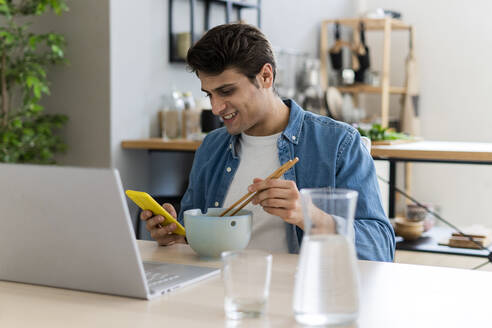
28, 0, 492, 244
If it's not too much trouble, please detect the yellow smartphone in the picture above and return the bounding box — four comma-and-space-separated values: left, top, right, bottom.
125, 190, 186, 236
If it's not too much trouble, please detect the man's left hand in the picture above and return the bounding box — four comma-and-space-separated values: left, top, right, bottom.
249, 178, 304, 229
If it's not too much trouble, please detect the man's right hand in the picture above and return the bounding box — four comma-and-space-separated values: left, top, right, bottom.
140, 203, 187, 246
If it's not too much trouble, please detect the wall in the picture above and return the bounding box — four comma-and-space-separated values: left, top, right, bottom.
359, 0, 492, 226
34, 0, 111, 167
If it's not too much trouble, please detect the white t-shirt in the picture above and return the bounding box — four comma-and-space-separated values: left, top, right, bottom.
222, 132, 289, 253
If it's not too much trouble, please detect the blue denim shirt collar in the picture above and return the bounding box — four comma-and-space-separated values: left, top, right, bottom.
281, 99, 304, 145
228, 99, 305, 158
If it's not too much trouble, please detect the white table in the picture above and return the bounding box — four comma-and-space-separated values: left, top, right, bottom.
1, 241, 490, 327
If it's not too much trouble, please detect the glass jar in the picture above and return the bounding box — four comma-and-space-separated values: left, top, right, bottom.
293, 188, 360, 327
161, 90, 184, 140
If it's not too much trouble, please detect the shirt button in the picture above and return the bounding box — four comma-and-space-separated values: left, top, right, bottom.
214, 201, 219, 207
229, 143, 232, 149
226, 167, 232, 172
292, 135, 296, 140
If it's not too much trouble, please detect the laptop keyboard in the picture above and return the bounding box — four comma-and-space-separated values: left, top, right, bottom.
142, 262, 220, 295
145, 271, 180, 288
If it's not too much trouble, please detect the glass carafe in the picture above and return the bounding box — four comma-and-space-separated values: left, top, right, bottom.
293, 188, 360, 326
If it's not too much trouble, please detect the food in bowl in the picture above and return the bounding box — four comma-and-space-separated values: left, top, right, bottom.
183, 208, 252, 258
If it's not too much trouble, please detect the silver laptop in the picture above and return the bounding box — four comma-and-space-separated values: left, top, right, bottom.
0, 163, 219, 300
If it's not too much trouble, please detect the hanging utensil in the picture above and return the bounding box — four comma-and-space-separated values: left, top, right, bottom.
355, 21, 370, 82
329, 22, 344, 70
357, 21, 370, 70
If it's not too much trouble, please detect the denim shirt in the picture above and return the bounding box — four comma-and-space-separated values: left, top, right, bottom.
177, 99, 395, 262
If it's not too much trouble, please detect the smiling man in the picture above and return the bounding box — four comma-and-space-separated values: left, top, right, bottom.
140, 23, 395, 261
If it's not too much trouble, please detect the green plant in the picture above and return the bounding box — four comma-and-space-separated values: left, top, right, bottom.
357, 123, 410, 142
0, 0, 69, 164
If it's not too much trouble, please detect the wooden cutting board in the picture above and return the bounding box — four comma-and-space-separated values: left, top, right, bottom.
438, 225, 491, 249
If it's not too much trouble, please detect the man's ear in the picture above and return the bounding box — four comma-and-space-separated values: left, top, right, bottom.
257, 63, 274, 89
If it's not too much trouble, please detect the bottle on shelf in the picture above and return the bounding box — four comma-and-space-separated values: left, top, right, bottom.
182, 91, 202, 140
160, 89, 184, 140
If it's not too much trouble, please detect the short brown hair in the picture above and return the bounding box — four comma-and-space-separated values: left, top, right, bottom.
186, 23, 276, 85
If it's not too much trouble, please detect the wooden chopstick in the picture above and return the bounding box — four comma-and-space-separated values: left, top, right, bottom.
219, 159, 292, 217
220, 157, 299, 217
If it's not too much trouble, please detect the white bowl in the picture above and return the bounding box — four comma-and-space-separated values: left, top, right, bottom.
183, 208, 252, 258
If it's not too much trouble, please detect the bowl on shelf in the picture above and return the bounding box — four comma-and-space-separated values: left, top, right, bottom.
406, 203, 432, 222
395, 217, 424, 241
183, 208, 252, 258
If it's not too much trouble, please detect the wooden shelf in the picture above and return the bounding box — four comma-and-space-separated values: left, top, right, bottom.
322, 18, 411, 31
320, 17, 414, 127
121, 138, 201, 151
336, 84, 407, 95
122, 140, 492, 163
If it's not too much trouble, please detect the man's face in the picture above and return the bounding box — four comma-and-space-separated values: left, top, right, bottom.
199, 68, 268, 136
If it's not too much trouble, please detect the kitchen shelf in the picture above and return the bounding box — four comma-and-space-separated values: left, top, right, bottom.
336, 84, 407, 95
121, 138, 201, 151
168, 0, 261, 63
320, 17, 413, 128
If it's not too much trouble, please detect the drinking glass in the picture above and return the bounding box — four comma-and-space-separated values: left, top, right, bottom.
293, 188, 360, 326
221, 250, 272, 320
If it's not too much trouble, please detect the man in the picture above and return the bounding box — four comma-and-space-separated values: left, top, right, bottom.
141, 23, 395, 261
